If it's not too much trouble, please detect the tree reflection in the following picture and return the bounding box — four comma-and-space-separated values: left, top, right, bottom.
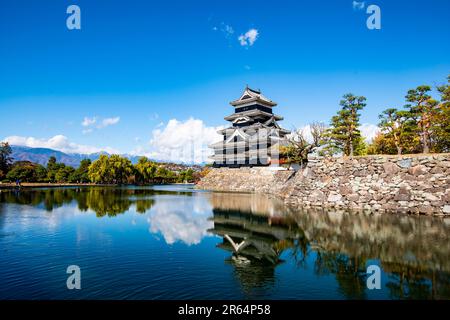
0, 187, 155, 217
208, 192, 450, 299
315, 252, 368, 299
384, 264, 450, 299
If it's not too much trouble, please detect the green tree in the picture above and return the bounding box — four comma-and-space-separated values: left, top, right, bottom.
155, 166, 175, 183
405, 85, 437, 153
367, 132, 397, 155
55, 166, 75, 183
70, 159, 92, 183
177, 169, 194, 183
6, 161, 38, 182
0, 142, 13, 179
378, 108, 417, 155
328, 94, 366, 156
88, 155, 134, 185
433, 75, 450, 152
109, 154, 134, 184
46, 156, 66, 182
88, 154, 110, 183
135, 157, 157, 184
47, 156, 57, 170
35, 165, 48, 182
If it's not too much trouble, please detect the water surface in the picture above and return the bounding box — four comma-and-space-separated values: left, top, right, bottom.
1, 185, 449, 299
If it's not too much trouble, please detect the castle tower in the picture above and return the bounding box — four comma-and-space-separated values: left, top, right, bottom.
210, 87, 290, 167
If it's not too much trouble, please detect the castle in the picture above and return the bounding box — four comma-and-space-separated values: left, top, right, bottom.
210, 87, 290, 167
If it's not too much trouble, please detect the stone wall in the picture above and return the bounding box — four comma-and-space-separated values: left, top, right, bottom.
197, 154, 450, 215
196, 167, 294, 195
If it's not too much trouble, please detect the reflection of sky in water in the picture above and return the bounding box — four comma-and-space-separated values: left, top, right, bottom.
1, 186, 450, 300
147, 194, 214, 245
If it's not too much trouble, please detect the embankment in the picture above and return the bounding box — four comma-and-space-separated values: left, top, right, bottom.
197, 154, 450, 215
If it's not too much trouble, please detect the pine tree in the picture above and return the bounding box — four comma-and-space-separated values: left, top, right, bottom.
433, 75, 450, 152
405, 85, 437, 153
328, 94, 366, 156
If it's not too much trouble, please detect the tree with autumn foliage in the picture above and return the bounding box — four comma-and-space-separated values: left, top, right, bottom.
433, 75, 450, 152
377, 108, 417, 155
405, 85, 439, 154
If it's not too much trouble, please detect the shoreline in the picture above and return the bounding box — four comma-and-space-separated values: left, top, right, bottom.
0, 182, 196, 190
0, 183, 117, 189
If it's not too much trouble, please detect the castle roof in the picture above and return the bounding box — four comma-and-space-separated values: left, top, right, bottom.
230, 86, 277, 107
224, 109, 283, 122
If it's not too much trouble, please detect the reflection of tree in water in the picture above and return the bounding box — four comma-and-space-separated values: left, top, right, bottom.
0, 188, 75, 211
83, 189, 134, 217
384, 264, 450, 300
0, 187, 157, 217
314, 251, 368, 299
209, 192, 450, 299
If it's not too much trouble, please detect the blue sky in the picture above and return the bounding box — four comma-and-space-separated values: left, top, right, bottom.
1, 0, 449, 162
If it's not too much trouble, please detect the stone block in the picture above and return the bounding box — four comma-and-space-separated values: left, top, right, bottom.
383, 162, 400, 175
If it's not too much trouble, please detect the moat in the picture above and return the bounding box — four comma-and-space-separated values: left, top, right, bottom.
1, 185, 449, 299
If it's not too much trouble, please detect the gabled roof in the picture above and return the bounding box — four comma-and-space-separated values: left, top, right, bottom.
224, 109, 283, 121
230, 86, 277, 107
232, 115, 252, 124
217, 123, 291, 136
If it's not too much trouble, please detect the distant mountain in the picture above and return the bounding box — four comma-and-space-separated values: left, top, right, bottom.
10, 146, 108, 168
10, 146, 201, 169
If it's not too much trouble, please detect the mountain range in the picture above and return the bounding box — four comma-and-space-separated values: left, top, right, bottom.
11, 146, 142, 168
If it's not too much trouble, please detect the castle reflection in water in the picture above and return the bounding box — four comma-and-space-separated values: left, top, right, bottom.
1, 186, 450, 299
208, 192, 450, 299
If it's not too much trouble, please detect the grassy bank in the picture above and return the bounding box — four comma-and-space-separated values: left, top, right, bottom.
0, 182, 117, 189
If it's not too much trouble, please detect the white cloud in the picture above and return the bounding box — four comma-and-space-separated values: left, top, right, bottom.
359, 123, 380, 142
100, 117, 120, 128
147, 196, 213, 245
81, 116, 120, 133
238, 28, 259, 46
82, 116, 97, 127
132, 118, 224, 164
352, 1, 365, 10
2, 135, 120, 154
